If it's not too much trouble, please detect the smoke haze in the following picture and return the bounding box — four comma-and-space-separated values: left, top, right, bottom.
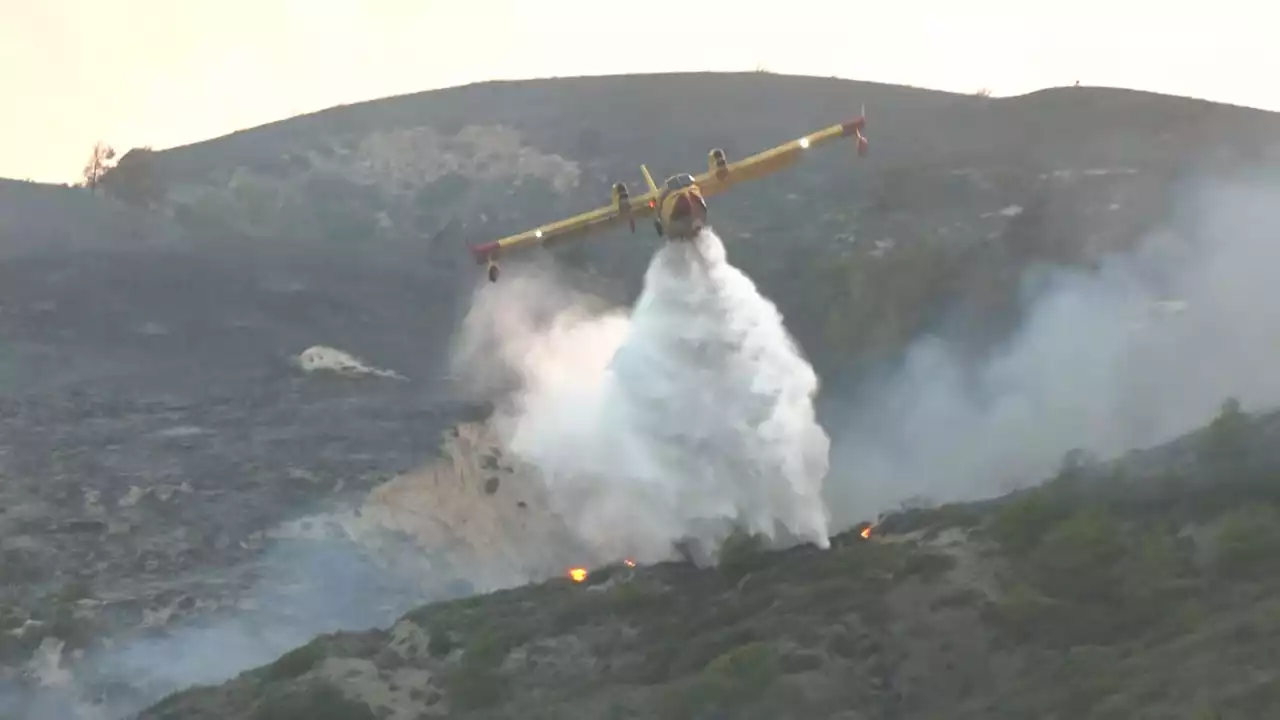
9, 174, 1278, 720
451, 229, 832, 563
823, 176, 1280, 524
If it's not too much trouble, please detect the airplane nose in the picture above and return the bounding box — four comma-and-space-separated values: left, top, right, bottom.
671, 194, 692, 219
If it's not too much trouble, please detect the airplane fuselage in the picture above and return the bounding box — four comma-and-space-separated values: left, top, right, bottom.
651, 172, 709, 240
656, 186, 709, 239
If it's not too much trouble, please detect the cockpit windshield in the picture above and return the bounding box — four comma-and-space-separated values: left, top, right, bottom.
664, 174, 695, 190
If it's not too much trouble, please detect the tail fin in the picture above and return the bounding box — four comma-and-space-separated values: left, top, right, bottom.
640, 164, 659, 193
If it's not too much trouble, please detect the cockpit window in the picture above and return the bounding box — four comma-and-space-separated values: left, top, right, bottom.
664, 174, 695, 190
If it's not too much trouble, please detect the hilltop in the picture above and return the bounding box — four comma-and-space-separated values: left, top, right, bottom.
1, 72, 1280, 718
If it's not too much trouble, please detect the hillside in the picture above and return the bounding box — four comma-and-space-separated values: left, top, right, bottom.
89, 73, 1280, 379
139, 401, 1280, 719
2, 71, 1280, 718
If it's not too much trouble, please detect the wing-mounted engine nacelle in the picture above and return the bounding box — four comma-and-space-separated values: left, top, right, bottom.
708, 148, 729, 178
611, 181, 636, 232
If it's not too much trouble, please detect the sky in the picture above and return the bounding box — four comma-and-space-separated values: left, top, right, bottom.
1, 0, 1274, 184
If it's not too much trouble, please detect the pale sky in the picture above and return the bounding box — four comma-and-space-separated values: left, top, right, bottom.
1, 0, 1273, 183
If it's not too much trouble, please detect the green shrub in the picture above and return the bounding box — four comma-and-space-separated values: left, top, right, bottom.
704, 642, 781, 692
983, 582, 1061, 644
609, 581, 672, 616
1117, 525, 1192, 606
1213, 504, 1280, 578
445, 625, 525, 710
248, 682, 375, 720
260, 641, 326, 682
717, 528, 768, 581
990, 489, 1066, 556
427, 627, 454, 658
990, 507, 1199, 646
1025, 508, 1125, 604
1201, 396, 1251, 467
447, 664, 506, 712
899, 549, 958, 580
659, 642, 781, 719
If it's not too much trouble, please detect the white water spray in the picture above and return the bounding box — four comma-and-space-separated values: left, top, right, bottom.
451, 229, 831, 564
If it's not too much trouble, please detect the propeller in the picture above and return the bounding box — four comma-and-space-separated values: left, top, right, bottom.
856, 102, 869, 157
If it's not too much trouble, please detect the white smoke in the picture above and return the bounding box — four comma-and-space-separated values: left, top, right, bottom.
823, 176, 1280, 524
450, 230, 831, 563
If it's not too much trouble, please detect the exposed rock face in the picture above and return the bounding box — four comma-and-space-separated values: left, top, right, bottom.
276, 421, 594, 594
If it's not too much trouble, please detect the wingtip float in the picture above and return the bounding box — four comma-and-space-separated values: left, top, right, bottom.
470, 107, 869, 283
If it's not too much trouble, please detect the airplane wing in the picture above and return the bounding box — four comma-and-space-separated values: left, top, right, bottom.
469, 186, 660, 264
692, 112, 868, 199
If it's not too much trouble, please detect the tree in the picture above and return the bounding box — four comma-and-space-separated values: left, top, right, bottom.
81, 141, 116, 193
100, 147, 163, 207
1201, 396, 1250, 468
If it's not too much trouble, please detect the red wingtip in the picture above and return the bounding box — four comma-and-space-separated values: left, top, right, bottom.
840, 116, 866, 138
470, 241, 499, 264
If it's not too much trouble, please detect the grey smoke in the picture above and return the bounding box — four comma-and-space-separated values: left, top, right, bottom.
2, 538, 437, 720
823, 175, 1280, 526
451, 229, 832, 564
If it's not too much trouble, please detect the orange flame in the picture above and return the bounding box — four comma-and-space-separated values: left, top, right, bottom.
624, 559, 636, 567
568, 567, 588, 583
860, 526, 872, 539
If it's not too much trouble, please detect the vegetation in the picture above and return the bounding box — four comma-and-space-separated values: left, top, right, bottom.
138, 396, 1280, 719
261, 640, 327, 682
247, 682, 376, 720
100, 146, 164, 207
80, 141, 116, 193
18, 75, 1277, 719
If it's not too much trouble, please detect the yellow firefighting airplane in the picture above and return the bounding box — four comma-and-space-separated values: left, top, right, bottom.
469, 108, 869, 282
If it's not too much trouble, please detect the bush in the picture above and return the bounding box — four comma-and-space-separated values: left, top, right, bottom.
445, 625, 525, 710
1025, 508, 1125, 604
990, 489, 1067, 557
1213, 504, 1280, 579
717, 528, 768, 582
261, 641, 326, 682
1117, 525, 1192, 604
427, 627, 454, 658
1201, 396, 1251, 467
248, 682, 375, 720
703, 642, 781, 692
988, 506, 1198, 645
659, 642, 781, 719
609, 581, 672, 616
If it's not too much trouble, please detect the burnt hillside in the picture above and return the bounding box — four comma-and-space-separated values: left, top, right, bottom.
2, 72, 1280, 719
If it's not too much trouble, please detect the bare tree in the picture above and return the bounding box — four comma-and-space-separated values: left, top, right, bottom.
81, 141, 117, 193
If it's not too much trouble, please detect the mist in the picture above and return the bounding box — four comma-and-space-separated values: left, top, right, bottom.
823, 176, 1280, 525
451, 229, 832, 565
0, 537, 440, 720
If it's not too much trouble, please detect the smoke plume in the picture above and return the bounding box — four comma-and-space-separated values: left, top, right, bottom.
822, 175, 1280, 525
451, 229, 832, 563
